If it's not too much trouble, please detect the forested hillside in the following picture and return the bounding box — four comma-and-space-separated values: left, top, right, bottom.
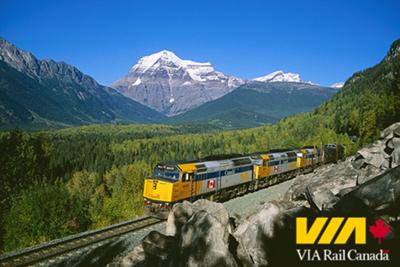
313, 39, 400, 144
0, 39, 399, 253
170, 81, 337, 128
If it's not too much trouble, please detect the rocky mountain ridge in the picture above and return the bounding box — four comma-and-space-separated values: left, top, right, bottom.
0, 38, 165, 129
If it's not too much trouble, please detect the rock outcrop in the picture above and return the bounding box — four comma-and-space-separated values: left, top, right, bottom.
120, 200, 238, 267
119, 122, 400, 267
284, 122, 400, 209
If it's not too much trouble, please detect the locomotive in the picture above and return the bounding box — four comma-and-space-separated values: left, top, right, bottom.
143, 144, 344, 217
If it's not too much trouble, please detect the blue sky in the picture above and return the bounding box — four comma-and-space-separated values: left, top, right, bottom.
1, 0, 399, 86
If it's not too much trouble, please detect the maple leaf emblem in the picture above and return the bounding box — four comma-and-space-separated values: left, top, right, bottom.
369, 219, 391, 245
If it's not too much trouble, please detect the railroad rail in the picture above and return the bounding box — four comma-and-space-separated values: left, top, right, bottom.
0, 216, 163, 267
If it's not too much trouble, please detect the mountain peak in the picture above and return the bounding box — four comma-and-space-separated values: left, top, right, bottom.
253, 70, 302, 83
133, 50, 180, 69
130, 50, 212, 74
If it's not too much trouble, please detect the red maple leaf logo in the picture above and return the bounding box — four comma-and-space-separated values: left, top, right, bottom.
369, 219, 391, 245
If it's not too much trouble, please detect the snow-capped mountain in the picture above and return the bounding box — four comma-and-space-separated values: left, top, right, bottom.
111, 50, 244, 116
330, 82, 344, 89
253, 70, 316, 85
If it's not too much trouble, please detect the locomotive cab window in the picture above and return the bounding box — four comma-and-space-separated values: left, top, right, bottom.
153, 166, 180, 181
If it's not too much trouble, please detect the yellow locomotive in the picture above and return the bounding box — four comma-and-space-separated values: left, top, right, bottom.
143, 145, 340, 217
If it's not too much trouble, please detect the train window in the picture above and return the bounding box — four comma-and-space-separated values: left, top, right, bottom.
225, 169, 234, 176
154, 167, 180, 181
232, 158, 252, 166
268, 161, 278, 166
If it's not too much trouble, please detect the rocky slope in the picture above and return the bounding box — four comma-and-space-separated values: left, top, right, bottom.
120, 122, 400, 267
0, 38, 165, 129
111, 50, 244, 116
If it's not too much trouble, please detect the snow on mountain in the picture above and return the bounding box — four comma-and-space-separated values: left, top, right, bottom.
254, 70, 301, 82
112, 50, 244, 116
130, 50, 214, 82
253, 70, 316, 85
330, 82, 344, 89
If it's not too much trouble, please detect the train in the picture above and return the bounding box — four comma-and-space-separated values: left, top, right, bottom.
143, 144, 344, 217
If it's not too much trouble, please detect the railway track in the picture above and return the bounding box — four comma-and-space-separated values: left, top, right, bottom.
0, 216, 163, 267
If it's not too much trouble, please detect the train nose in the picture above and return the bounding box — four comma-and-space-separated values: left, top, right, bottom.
143, 178, 174, 202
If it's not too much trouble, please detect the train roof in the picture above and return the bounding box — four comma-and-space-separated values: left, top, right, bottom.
249, 148, 298, 156
157, 154, 250, 166
202, 154, 243, 161
156, 154, 252, 171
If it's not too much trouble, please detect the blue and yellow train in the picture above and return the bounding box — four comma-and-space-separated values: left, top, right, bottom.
143, 144, 344, 216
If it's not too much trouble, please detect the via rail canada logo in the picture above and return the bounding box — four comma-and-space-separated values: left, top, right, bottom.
295, 217, 392, 262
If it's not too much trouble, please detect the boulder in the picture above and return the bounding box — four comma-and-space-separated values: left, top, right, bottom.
166, 201, 194, 236
192, 199, 230, 228
391, 138, 400, 167
305, 187, 339, 211
166, 199, 230, 236
354, 140, 388, 170
350, 165, 400, 213
233, 201, 313, 267
380, 122, 400, 139
120, 244, 146, 267
284, 160, 358, 205
352, 122, 400, 173
178, 210, 238, 267
394, 124, 400, 137
119, 231, 178, 267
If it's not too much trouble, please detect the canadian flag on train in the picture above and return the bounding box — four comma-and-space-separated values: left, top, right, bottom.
207, 179, 215, 189
273, 166, 279, 173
